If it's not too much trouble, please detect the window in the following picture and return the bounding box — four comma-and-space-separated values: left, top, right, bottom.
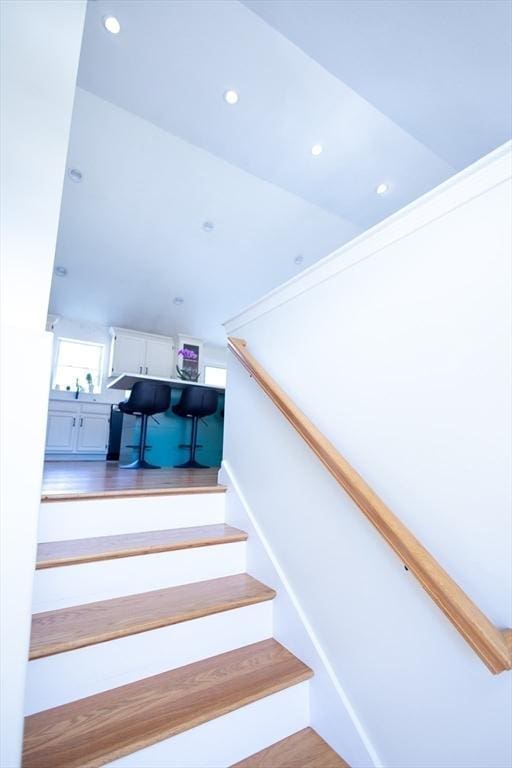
204, 365, 227, 388
53, 338, 104, 394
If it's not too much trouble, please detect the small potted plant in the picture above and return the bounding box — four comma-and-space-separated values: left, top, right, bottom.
176, 348, 199, 381
85, 372, 94, 393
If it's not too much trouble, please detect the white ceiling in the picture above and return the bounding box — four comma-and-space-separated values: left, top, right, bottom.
52, 87, 357, 342
50, 0, 512, 344
242, 0, 512, 169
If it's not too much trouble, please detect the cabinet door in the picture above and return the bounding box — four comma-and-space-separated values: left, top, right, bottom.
46, 411, 77, 452
145, 338, 174, 378
110, 334, 146, 376
76, 414, 110, 453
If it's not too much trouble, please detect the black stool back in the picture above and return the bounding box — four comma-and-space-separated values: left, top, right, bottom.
119, 381, 171, 469
172, 386, 218, 468
120, 381, 172, 416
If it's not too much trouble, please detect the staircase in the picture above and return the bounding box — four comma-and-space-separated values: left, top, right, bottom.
23, 487, 348, 767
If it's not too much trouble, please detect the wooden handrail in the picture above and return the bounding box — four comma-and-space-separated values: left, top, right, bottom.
227, 337, 512, 674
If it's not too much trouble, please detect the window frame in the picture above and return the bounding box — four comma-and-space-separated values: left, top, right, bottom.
203, 364, 227, 388
52, 337, 105, 394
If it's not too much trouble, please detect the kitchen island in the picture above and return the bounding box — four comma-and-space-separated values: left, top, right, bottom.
107, 373, 225, 468
107, 372, 225, 393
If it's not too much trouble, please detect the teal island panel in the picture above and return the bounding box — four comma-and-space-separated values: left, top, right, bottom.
118, 389, 224, 468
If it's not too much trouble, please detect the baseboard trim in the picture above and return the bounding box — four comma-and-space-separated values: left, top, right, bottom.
44, 454, 107, 462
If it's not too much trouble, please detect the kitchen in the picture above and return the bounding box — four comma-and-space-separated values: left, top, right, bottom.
43, 316, 227, 495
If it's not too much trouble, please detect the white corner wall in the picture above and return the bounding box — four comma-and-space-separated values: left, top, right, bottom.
0, 2, 85, 766
223, 144, 512, 768
219, 462, 378, 767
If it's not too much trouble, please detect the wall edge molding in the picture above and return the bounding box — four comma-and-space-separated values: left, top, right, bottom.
224, 141, 512, 335
220, 458, 383, 768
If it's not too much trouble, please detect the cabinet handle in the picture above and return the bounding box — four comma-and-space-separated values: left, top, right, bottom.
72, 417, 76, 427
145, 366, 148, 374
79, 417, 83, 427
139, 366, 142, 373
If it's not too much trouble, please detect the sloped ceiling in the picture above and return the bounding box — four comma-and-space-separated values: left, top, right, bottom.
49, 0, 512, 343
242, 0, 512, 169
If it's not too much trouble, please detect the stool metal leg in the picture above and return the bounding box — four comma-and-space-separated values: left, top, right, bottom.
175, 415, 209, 469
121, 414, 161, 469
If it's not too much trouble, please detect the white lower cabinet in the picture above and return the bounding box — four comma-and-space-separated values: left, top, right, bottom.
46, 401, 111, 456
76, 412, 110, 453
45, 410, 77, 452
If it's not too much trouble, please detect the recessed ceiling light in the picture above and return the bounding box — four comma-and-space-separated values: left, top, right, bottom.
54, 266, 67, 277
311, 144, 323, 157
223, 89, 239, 105
294, 254, 304, 265
173, 297, 184, 306
202, 221, 215, 232
68, 168, 82, 183
376, 183, 389, 195
103, 15, 121, 34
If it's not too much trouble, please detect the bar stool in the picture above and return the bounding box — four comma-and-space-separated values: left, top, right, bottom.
118, 381, 171, 469
172, 386, 218, 469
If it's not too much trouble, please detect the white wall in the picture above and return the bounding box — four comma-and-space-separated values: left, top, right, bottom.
0, 2, 85, 766
220, 463, 377, 767
223, 144, 512, 768
203, 343, 228, 368
203, 342, 228, 382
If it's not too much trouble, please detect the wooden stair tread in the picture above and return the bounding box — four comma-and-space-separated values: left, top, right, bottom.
23, 639, 313, 768
41, 484, 226, 502
36, 524, 247, 568
231, 728, 350, 767
29, 574, 275, 659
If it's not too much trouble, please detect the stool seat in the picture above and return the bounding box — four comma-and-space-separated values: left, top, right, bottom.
119, 381, 171, 469
172, 386, 218, 469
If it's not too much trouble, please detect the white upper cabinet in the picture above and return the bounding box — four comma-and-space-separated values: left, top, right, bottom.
110, 333, 146, 376
109, 328, 174, 378
145, 337, 174, 377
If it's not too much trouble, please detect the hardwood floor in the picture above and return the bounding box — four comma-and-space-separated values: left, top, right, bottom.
42, 460, 223, 501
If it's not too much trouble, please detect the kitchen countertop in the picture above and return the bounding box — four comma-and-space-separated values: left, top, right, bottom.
49, 392, 118, 405
107, 372, 225, 392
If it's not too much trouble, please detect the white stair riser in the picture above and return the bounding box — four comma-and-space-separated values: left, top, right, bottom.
105, 681, 310, 768
38, 493, 225, 542
25, 602, 273, 715
32, 542, 246, 612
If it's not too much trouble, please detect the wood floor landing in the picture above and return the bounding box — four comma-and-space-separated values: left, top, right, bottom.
42, 461, 223, 501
